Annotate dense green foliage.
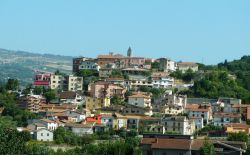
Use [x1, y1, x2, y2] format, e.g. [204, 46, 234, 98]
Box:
[200, 140, 215, 155]
[138, 86, 165, 98]
[176, 56, 250, 103]
[170, 69, 197, 82]
[227, 131, 248, 142]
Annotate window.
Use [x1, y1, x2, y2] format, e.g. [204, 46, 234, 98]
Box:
[41, 133, 43, 136]
[47, 133, 49, 136]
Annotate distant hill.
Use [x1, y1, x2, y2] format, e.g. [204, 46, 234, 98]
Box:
[0, 48, 73, 86]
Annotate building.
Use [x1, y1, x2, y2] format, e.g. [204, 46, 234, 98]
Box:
[28, 119, 60, 131]
[152, 76, 174, 89]
[50, 74, 64, 90]
[123, 104, 153, 116]
[127, 75, 152, 89]
[177, 62, 198, 73]
[85, 115, 102, 124]
[34, 128, 53, 142]
[161, 105, 184, 115]
[89, 81, 126, 98]
[99, 68, 113, 78]
[79, 60, 100, 71]
[59, 91, 84, 105]
[72, 57, 91, 73]
[97, 53, 124, 68]
[161, 116, 195, 135]
[85, 96, 110, 111]
[65, 123, 94, 135]
[143, 124, 165, 134]
[189, 117, 204, 130]
[185, 104, 212, 125]
[213, 112, 241, 126]
[225, 123, 250, 135]
[140, 135, 246, 155]
[18, 95, 46, 113]
[33, 72, 52, 88]
[158, 58, 177, 72]
[128, 92, 152, 108]
[64, 75, 83, 91]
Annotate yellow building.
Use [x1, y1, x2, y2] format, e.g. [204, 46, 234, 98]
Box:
[225, 123, 250, 134]
[85, 96, 110, 111]
[112, 113, 127, 130]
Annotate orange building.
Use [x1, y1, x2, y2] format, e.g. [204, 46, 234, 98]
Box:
[225, 123, 250, 135]
[86, 115, 102, 124]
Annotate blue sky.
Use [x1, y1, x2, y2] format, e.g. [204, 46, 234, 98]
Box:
[0, 0, 249, 64]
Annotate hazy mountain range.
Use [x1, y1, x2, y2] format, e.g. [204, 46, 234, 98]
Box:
[0, 48, 73, 86]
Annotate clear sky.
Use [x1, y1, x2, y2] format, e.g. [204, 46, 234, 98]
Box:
[0, 0, 249, 64]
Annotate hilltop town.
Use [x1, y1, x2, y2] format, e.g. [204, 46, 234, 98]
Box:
[1, 48, 250, 154]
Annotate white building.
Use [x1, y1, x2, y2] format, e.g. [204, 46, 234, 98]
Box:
[59, 91, 84, 105]
[29, 119, 59, 131]
[34, 128, 53, 142]
[189, 117, 204, 130]
[213, 112, 241, 126]
[128, 92, 152, 108]
[161, 116, 195, 135]
[65, 75, 83, 91]
[64, 110, 86, 122]
[185, 104, 212, 125]
[152, 76, 174, 89]
[50, 74, 63, 90]
[177, 62, 198, 73]
[65, 123, 94, 135]
[79, 60, 100, 71]
[158, 58, 177, 72]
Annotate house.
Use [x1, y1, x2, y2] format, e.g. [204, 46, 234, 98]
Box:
[97, 53, 124, 68]
[106, 77, 125, 86]
[123, 104, 153, 116]
[50, 74, 64, 90]
[18, 95, 46, 113]
[151, 76, 174, 89]
[216, 97, 242, 113]
[161, 116, 195, 135]
[89, 81, 126, 98]
[59, 91, 84, 105]
[140, 135, 247, 155]
[85, 96, 110, 111]
[34, 128, 53, 142]
[189, 117, 204, 130]
[85, 115, 102, 124]
[127, 92, 152, 108]
[225, 123, 250, 135]
[143, 124, 165, 134]
[213, 112, 241, 126]
[112, 113, 127, 130]
[64, 110, 86, 122]
[158, 58, 177, 72]
[33, 72, 52, 88]
[79, 60, 100, 71]
[101, 114, 114, 128]
[125, 115, 157, 130]
[64, 75, 83, 91]
[72, 57, 92, 73]
[29, 119, 59, 131]
[65, 123, 94, 135]
[185, 104, 212, 125]
[177, 62, 198, 73]
[99, 68, 113, 78]
[127, 75, 152, 90]
[161, 105, 184, 115]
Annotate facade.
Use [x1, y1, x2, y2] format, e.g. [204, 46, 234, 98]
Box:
[99, 68, 113, 78]
[143, 124, 165, 134]
[85, 96, 110, 111]
[128, 92, 151, 108]
[123, 104, 153, 116]
[33, 72, 51, 88]
[18, 95, 46, 113]
[189, 117, 204, 130]
[89, 81, 126, 98]
[64, 110, 86, 122]
[50, 74, 63, 90]
[161, 105, 184, 115]
[79, 60, 100, 71]
[65, 123, 94, 135]
[225, 123, 250, 135]
[127, 75, 152, 89]
[185, 104, 212, 125]
[177, 62, 198, 73]
[213, 112, 241, 126]
[161, 116, 195, 135]
[64, 75, 83, 91]
[158, 58, 177, 72]
[59, 91, 84, 105]
[34, 128, 53, 142]
[152, 76, 174, 89]
[72, 57, 90, 73]
[97, 53, 124, 68]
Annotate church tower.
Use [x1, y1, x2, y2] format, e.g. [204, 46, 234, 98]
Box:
[127, 46, 132, 57]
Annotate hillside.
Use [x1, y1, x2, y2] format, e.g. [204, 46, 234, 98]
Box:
[0, 48, 73, 86]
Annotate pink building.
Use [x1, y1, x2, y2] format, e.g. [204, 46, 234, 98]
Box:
[89, 81, 126, 98]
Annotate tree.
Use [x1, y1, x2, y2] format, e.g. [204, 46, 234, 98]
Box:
[227, 131, 248, 142]
[44, 89, 56, 103]
[6, 79, 19, 91]
[200, 140, 215, 155]
[111, 95, 125, 105]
